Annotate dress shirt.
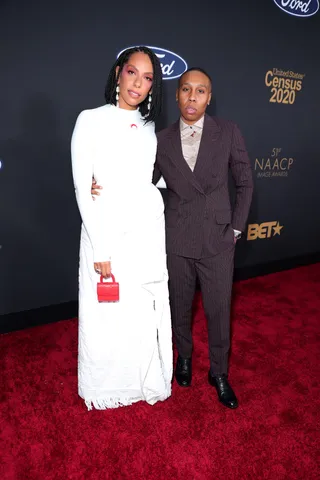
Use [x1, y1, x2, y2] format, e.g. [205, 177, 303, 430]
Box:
[180, 116, 204, 172]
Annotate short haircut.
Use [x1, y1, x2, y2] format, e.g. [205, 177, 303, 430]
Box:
[178, 67, 212, 89]
[104, 46, 163, 124]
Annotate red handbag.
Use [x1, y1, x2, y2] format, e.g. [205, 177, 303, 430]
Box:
[97, 274, 119, 302]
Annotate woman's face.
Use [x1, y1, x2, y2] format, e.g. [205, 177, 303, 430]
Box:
[116, 52, 154, 110]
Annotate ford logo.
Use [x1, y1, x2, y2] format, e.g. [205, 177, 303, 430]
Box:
[273, 0, 319, 17]
[117, 46, 188, 80]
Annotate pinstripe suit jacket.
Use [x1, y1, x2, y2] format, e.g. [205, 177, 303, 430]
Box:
[153, 114, 253, 259]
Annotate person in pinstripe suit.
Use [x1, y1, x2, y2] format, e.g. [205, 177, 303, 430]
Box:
[152, 68, 253, 409]
[92, 67, 253, 409]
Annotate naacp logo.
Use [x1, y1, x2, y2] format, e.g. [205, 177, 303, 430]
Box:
[255, 148, 294, 178]
[273, 0, 319, 17]
[117, 46, 188, 80]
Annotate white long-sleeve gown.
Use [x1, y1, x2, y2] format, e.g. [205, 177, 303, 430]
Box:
[71, 104, 173, 410]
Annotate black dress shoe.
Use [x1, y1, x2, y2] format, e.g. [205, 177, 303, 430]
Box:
[175, 356, 192, 387]
[208, 372, 238, 409]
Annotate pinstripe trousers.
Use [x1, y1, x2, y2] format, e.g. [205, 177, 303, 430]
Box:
[167, 245, 235, 375]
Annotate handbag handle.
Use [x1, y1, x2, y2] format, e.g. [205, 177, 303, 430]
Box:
[100, 274, 116, 283]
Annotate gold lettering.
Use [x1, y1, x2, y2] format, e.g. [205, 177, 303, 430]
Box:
[255, 158, 264, 171]
[279, 158, 288, 170]
[258, 223, 269, 239]
[265, 71, 273, 87]
[247, 222, 278, 240]
[259, 222, 277, 238]
[247, 224, 259, 240]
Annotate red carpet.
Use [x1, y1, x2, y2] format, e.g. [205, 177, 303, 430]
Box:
[1, 264, 320, 480]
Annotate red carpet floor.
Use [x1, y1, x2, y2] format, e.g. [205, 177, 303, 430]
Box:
[1, 263, 320, 480]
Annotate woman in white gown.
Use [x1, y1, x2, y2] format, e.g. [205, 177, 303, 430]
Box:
[71, 47, 173, 410]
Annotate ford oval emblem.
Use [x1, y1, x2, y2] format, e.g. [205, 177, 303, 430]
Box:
[273, 0, 319, 17]
[117, 46, 188, 80]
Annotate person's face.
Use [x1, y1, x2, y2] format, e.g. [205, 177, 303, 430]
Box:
[176, 70, 212, 124]
[116, 52, 153, 110]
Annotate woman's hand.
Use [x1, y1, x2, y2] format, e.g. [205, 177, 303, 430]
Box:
[91, 177, 103, 200]
[94, 261, 111, 278]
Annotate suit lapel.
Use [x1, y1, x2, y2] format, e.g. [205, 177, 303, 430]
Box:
[166, 119, 203, 193]
[193, 114, 221, 178]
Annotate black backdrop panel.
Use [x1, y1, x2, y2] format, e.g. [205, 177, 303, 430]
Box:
[1, 0, 320, 315]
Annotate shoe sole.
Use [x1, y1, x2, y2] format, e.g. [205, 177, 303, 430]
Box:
[175, 376, 191, 387]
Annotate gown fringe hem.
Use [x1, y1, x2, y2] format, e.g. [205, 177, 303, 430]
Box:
[83, 390, 171, 411]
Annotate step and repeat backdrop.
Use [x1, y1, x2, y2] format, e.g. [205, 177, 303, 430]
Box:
[1, 0, 320, 316]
